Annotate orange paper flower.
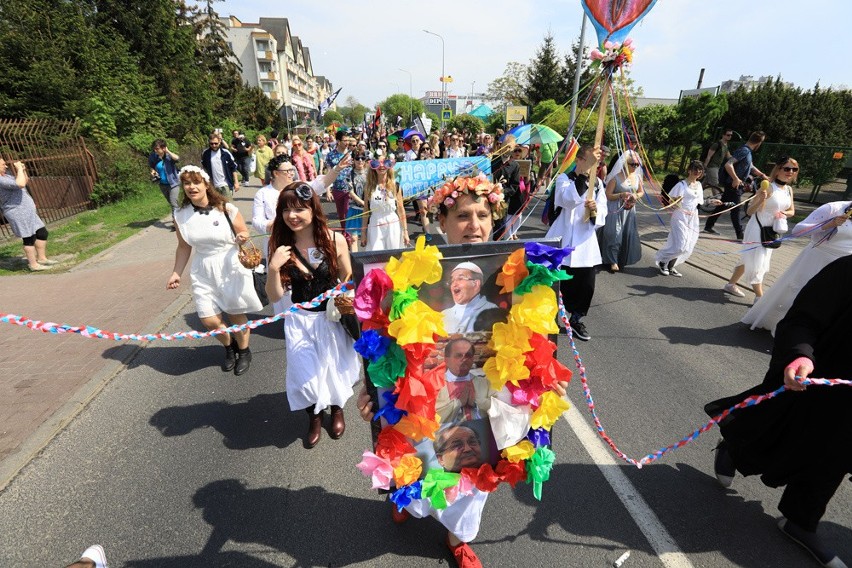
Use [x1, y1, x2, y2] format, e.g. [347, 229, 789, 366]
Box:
[496, 248, 529, 294]
[393, 412, 441, 442]
[393, 455, 424, 486]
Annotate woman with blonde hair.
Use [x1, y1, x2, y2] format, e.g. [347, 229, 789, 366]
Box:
[290, 136, 317, 181]
[253, 134, 274, 185]
[359, 157, 409, 251]
[599, 150, 644, 272]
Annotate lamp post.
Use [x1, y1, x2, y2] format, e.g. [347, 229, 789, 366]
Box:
[399, 68, 413, 125]
[423, 29, 446, 130]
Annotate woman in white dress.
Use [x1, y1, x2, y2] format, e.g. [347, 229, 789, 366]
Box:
[265, 182, 361, 449]
[167, 166, 262, 375]
[723, 157, 797, 302]
[655, 161, 721, 276]
[742, 200, 852, 334]
[359, 157, 409, 251]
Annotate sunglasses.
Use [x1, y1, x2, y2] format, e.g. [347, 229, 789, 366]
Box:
[292, 142, 302, 146]
[378, 143, 386, 147]
[353, 156, 369, 162]
[370, 159, 394, 169]
[781, 166, 799, 173]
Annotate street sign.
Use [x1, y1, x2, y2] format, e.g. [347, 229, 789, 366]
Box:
[505, 105, 527, 126]
[442, 109, 452, 121]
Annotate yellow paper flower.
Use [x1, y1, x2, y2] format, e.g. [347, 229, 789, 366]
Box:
[393, 412, 441, 441]
[530, 391, 570, 430]
[489, 320, 533, 354]
[509, 285, 558, 335]
[384, 236, 443, 290]
[501, 440, 536, 463]
[483, 346, 530, 391]
[393, 455, 424, 486]
[387, 300, 447, 345]
[496, 248, 529, 294]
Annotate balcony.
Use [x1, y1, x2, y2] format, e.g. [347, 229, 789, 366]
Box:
[267, 91, 280, 101]
[262, 71, 277, 81]
[256, 50, 274, 61]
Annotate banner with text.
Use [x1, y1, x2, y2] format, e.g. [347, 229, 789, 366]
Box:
[395, 156, 493, 199]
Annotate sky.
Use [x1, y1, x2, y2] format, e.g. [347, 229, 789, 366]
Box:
[222, 0, 850, 108]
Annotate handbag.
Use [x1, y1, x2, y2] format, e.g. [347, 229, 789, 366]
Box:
[223, 207, 269, 305]
[755, 216, 781, 249]
[291, 247, 360, 341]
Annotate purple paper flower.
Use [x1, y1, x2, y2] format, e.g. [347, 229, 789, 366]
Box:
[353, 329, 391, 362]
[374, 391, 408, 425]
[526, 427, 551, 448]
[389, 481, 423, 511]
[525, 242, 574, 271]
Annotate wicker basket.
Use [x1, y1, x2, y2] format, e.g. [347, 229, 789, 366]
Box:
[334, 294, 355, 315]
[238, 241, 262, 269]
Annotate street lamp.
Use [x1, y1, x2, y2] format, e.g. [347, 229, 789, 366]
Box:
[398, 68, 413, 125]
[423, 29, 446, 130]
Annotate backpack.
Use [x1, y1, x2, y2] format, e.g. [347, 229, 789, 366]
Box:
[542, 187, 562, 225]
[661, 174, 681, 207]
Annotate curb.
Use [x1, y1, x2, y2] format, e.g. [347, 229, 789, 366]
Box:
[69, 216, 172, 273]
[0, 291, 193, 492]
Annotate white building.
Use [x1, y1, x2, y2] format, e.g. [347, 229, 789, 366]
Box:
[719, 75, 793, 93]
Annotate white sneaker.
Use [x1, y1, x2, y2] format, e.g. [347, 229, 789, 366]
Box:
[80, 545, 108, 568]
[723, 283, 745, 297]
[657, 262, 669, 276]
[669, 267, 683, 277]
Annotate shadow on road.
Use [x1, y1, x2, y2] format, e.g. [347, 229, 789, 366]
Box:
[658, 322, 772, 350]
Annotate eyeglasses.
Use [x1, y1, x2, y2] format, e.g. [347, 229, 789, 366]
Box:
[353, 156, 369, 162]
[277, 167, 296, 174]
[370, 159, 394, 169]
[378, 143, 386, 147]
[781, 166, 799, 173]
[448, 276, 477, 286]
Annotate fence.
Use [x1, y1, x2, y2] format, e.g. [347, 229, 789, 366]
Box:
[0, 119, 97, 239]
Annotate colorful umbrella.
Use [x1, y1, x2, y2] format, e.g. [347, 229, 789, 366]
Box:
[503, 123, 564, 145]
[402, 128, 425, 141]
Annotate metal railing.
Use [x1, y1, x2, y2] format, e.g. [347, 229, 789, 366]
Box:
[0, 119, 97, 239]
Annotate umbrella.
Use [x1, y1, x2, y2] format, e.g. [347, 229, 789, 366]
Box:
[402, 128, 425, 141]
[502, 123, 564, 145]
[469, 104, 494, 119]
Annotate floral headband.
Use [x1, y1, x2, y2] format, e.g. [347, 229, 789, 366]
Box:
[179, 165, 210, 182]
[286, 183, 314, 201]
[427, 173, 507, 220]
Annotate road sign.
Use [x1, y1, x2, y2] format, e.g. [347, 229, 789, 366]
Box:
[441, 109, 452, 121]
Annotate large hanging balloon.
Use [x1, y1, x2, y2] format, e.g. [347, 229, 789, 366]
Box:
[581, 0, 658, 46]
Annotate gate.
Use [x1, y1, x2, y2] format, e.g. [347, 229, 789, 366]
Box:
[0, 119, 97, 239]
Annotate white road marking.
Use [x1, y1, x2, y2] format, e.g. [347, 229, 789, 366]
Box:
[564, 401, 695, 568]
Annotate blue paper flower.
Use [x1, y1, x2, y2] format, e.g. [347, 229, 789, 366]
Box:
[526, 427, 551, 448]
[389, 481, 423, 511]
[353, 329, 391, 362]
[373, 391, 408, 425]
[525, 242, 574, 271]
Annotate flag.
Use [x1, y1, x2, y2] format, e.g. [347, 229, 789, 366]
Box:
[556, 137, 579, 175]
[396, 115, 403, 127]
[372, 106, 382, 132]
[318, 88, 342, 118]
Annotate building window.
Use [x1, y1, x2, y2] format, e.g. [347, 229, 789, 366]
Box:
[256, 40, 270, 52]
[259, 61, 272, 73]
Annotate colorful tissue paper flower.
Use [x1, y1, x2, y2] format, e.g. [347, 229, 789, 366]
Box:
[509, 285, 559, 335]
[525, 333, 572, 388]
[496, 248, 529, 293]
[354, 268, 393, 320]
[389, 481, 422, 512]
[360, 309, 391, 332]
[384, 236, 443, 290]
[525, 242, 573, 271]
[395, 368, 442, 419]
[496, 459, 527, 488]
[514, 262, 571, 296]
[483, 346, 531, 391]
[393, 412, 441, 442]
[420, 469, 461, 509]
[460, 463, 502, 492]
[389, 286, 419, 321]
[403, 343, 435, 367]
[527, 446, 556, 500]
[507, 377, 549, 407]
[375, 426, 416, 462]
[489, 320, 533, 354]
[367, 340, 407, 388]
[374, 390, 408, 425]
[445, 472, 476, 505]
[526, 428, 551, 448]
[393, 455, 424, 486]
[356, 451, 394, 490]
[387, 300, 446, 345]
[501, 439, 536, 463]
[530, 391, 570, 431]
[353, 329, 391, 362]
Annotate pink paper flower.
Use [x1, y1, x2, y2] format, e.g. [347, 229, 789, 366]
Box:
[354, 268, 393, 321]
[356, 451, 394, 490]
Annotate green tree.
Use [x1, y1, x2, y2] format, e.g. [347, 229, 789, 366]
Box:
[559, 38, 596, 105]
[485, 62, 528, 105]
[323, 110, 344, 126]
[633, 104, 678, 151]
[191, 0, 242, 118]
[446, 114, 485, 137]
[670, 94, 728, 146]
[530, 100, 570, 137]
[526, 32, 563, 107]
[376, 94, 425, 126]
[234, 85, 283, 131]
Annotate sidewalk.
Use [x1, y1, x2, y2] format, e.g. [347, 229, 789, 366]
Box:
[0, 185, 821, 490]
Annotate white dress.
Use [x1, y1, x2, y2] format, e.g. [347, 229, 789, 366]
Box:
[655, 180, 702, 267]
[174, 203, 263, 318]
[365, 186, 403, 251]
[740, 183, 792, 285]
[742, 201, 852, 334]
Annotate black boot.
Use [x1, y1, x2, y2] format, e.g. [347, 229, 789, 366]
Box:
[234, 346, 252, 375]
[221, 340, 237, 372]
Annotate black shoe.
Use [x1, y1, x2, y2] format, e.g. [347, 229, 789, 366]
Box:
[657, 262, 670, 276]
[222, 342, 237, 372]
[713, 438, 736, 488]
[703, 228, 721, 235]
[571, 320, 591, 341]
[778, 518, 848, 568]
[234, 347, 251, 375]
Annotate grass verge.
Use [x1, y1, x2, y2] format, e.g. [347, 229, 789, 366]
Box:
[0, 190, 171, 275]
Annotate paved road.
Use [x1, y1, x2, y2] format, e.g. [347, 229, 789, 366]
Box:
[0, 243, 848, 567]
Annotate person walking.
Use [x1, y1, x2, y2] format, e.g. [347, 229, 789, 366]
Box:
[0, 156, 58, 271]
[360, 158, 408, 251]
[702, 129, 733, 190]
[166, 166, 261, 375]
[291, 136, 317, 182]
[253, 134, 274, 186]
[599, 150, 644, 272]
[201, 133, 240, 197]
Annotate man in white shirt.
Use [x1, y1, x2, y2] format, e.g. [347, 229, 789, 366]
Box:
[544, 145, 606, 341]
[435, 338, 494, 423]
[404, 135, 421, 162]
[441, 262, 498, 334]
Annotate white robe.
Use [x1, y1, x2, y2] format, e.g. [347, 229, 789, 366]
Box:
[441, 294, 498, 334]
[544, 173, 607, 268]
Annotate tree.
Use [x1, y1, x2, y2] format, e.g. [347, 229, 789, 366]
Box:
[323, 110, 344, 127]
[485, 62, 528, 105]
[633, 104, 678, 151]
[234, 85, 283, 131]
[670, 93, 728, 146]
[375, 94, 425, 126]
[191, 0, 242, 118]
[446, 114, 485, 137]
[526, 32, 564, 107]
[530, 100, 570, 137]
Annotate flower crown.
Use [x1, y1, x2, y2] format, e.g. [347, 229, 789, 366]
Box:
[427, 173, 507, 220]
[179, 165, 210, 182]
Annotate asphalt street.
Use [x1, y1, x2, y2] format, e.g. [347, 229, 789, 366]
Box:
[0, 241, 848, 567]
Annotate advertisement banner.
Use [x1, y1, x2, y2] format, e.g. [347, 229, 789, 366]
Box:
[394, 156, 492, 199]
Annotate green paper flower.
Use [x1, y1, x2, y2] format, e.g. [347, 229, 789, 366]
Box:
[367, 341, 407, 388]
[526, 446, 556, 501]
[515, 262, 571, 296]
[389, 286, 419, 321]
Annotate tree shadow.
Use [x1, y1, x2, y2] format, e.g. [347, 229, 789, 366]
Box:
[628, 282, 739, 306]
[149, 392, 302, 450]
[125, 479, 449, 567]
[658, 322, 772, 350]
[125, 218, 165, 229]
